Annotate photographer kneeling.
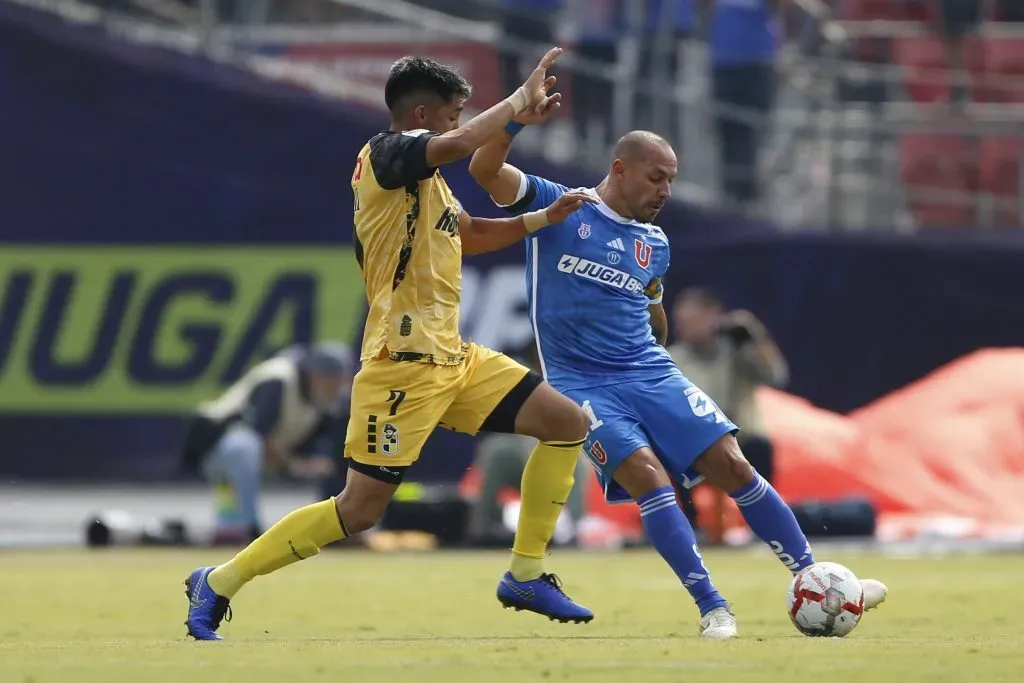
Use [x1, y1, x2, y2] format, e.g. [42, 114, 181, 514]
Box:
[180, 344, 352, 545]
[667, 288, 788, 533]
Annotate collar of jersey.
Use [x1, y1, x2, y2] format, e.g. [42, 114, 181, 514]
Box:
[584, 188, 641, 226]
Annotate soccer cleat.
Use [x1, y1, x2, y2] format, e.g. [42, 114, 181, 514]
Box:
[497, 571, 594, 624]
[699, 606, 738, 639]
[861, 578, 888, 611]
[184, 566, 232, 641]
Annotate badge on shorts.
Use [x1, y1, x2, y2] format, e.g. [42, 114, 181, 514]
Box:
[588, 440, 608, 465]
[381, 423, 400, 456]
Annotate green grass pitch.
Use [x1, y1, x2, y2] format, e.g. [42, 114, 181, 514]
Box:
[2, 548, 1022, 682]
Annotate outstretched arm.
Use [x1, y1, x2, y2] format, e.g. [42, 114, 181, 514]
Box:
[468, 133, 527, 207]
[469, 84, 562, 205]
[460, 190, 595, 256]
[425, 49, 561, 168]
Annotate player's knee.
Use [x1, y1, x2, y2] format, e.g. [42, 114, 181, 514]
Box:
[540, 401, 588, 443]
[333, 494, 383, 535]
[613, 449, 671, 499]
[706, 437, 756, 493]
[725, 454, 756, 494]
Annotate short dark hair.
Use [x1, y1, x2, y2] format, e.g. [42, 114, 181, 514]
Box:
[384, 56, 472, 112]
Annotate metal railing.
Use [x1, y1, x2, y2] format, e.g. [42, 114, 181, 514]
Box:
[25, 0, 1024, 230]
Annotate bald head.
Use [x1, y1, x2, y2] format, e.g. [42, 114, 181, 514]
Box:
[613, 130, 674, 164]
[606, 130, 677, 223]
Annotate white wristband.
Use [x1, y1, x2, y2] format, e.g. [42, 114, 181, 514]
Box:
[522, 209, 549, 234]
[504, 86, 530, 115]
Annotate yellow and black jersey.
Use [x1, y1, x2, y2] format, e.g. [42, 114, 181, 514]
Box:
[351, 129, 466, 366]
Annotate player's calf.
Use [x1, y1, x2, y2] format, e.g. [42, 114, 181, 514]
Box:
[505, 382, 589, 577]
[183, 467, 396, 640]
[694, 434, 814, 575]
[485, 378, 591, 620]
[614, 449, 731, 618]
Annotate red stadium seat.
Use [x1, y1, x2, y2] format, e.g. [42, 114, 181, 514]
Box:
[900, 133, 979, 227]
[843, 0, 934, 22]
[902, 0, 938, 22]
[982, 37, 1024, 103]
[894, 36, 954, 103]
[842, 0, 898, 21]
[978, 135, 1023, 226]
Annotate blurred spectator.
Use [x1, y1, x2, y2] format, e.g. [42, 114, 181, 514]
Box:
[709, 0, 780, 207]
[635, 0, 694, 147]
[938, 0, 983, 102]
[566, 0, 623, 146]
[938, 0, 983, 39]
[667, 288, 788, 528]
[997, 0, 1024, 22]
[467, 341, 589, 547]
[180, 343, 352, 544]
[499, 0, 561, 95]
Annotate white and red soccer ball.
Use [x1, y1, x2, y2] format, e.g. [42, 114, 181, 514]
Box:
[787, 562, 865, 637]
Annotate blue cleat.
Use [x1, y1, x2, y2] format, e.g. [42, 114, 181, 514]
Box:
[183, 566, 232, 641]
[497, 571, 594, 624]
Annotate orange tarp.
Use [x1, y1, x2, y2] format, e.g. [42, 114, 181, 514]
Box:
[722, 348, 1024, 540]
[465, 349, 1024, 542]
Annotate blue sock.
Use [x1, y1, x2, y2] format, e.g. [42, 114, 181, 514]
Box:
[731, 473, 814, 574]
[638, 486, 728, 616]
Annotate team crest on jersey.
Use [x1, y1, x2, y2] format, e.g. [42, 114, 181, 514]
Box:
[634, 239, 652, 269]
[578, 223, 591, 239]
[607, 251, 621, 265]
[381, 423, 400, 456]
[588, 441, 608, 465]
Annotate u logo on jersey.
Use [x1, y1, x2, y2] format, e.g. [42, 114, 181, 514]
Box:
[634, 239, 652, 269]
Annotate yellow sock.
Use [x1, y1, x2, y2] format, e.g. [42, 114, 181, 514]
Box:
[208, 498, 346, 598]
[509, 438, 584, 581]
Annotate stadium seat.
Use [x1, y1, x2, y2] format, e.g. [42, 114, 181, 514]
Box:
[842, 0, 899, 21]
[895, 36, 987, 103]
[978, 135, 1023, 226]
[842, 0, 934, 22]
[894, 36, 954, 103]
[981, 37, 1024, 103]
[900, 133, 979, 227]
[904, 0, 939, 22]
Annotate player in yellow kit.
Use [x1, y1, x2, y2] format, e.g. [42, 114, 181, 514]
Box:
[184, 48, 598, 640]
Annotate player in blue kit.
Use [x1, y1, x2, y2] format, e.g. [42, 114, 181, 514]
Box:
[472, 123, 888, 637]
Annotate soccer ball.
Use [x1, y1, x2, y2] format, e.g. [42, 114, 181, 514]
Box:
[787, 562, 865, 637]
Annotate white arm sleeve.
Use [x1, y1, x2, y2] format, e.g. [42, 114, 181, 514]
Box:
[494, 168, 528, 208]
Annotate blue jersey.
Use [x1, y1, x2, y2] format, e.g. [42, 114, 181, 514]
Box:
[505, 174, 677, 391]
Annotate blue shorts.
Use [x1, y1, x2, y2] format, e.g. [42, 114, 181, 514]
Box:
[563, 372, 739, 504]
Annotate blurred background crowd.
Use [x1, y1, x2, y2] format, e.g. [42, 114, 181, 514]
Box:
[1, 0, 1022, 552]
[86, 0, 1024, 229]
